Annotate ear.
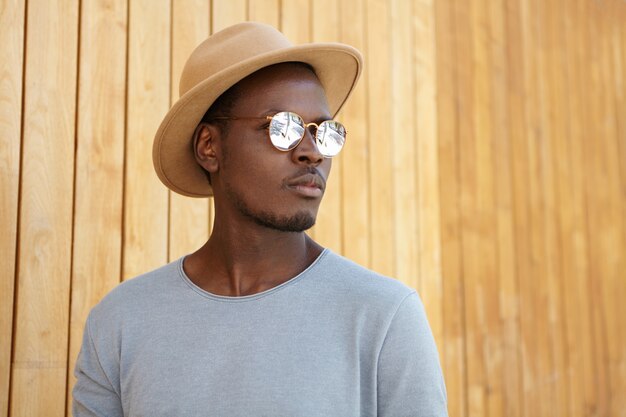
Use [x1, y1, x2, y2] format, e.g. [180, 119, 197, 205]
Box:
[193, 123, 220, 174]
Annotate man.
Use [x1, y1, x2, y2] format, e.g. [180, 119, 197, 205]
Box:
[73, 22, 447, 416]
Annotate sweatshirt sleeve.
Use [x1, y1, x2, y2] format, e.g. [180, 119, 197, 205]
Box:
[377, 292, 448, 417]
[72, 312, 123, 417]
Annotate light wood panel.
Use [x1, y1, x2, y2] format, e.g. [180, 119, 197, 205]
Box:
[390, 0, 418, 286]
[461, 0, 503, 413]
[212, 0, 246, 31]
[280, 0, 310, 44]
[339, 0, 370, 267]
[414, 0, 442, 360]
[248, 0, 279, 26]
[537, 0, 571, 415]
[0, 0, 25, 415]
[365, 0, 394, 277]
[560, 1, 597, 415]
[65, 1, 128, 412]
[578, 0, 610, 414]
[506, 1, 533, 415]
[123, 0, 170, 280]
[587, 3, 626, 416]
[610, 4, 626, 413]
[517, 0, 550, 414]
[10, 1, 78, 416]
[435, 0, 467, 414]
[490, 0, 522, 415]
[3, 0, 626, 415]
[466, 0, 504, 414]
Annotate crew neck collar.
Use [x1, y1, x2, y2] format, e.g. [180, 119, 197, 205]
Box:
[176, 248, 329, 302]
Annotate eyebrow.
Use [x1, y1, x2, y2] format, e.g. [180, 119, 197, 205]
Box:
[263, 109, 333, 123]
[263, 108, 282, 116]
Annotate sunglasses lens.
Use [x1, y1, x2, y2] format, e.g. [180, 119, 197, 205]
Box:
[316, 121, 346, 157]
[269, 111, 305, 151]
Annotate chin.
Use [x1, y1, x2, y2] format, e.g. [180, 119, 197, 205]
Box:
[225, 183, 320, 232]
[251, 209, 317, 232]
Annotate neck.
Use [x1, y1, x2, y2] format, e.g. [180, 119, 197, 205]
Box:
[183, 212, 323, 297]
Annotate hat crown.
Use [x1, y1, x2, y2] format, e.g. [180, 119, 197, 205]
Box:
[180, 22, 293, 97]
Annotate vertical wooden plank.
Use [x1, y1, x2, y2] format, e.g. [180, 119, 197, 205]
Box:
[65, 1, 127, 411]
[365, 0, 394, 277]
[0, 0, 25, 414]
[452, 1, 487, 415]
[616, 2, 626, 250]
[535, 0, 571, 415]
[311, 0, 342, 253]
[169, 0, 210, 262]
[607, 2, 626, 413]
[559, 1, 598, 414]
[505, 1, 536, 416]
[473, 0, 504, 411]
[610, 4, 626, 412]
[414, 0, 442, 354]
[489, 0, 522, 414]
[248, 0, 279, 26]
[523, 0, 582, 414]
[123, 0, 170, 279]
[10, 0, 78, 415]
[390, 0, 417, 287]
[592, 2, 626, 415]
[212, 0, 247, 31]
[280, 0, 310, 42]
[522, 6, 542, 413]
[516, 0, 556, 414]
[462, 0, 504, 414]
[580, 0, 612, 414]
[434, 0, 466, 414]
[339, 0, 369, 267]
[614, 0, 626, 235]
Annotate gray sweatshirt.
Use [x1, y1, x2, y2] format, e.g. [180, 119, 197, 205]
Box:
[73, 249, 447, 416]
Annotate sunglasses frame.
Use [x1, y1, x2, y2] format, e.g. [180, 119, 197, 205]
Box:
[209, 111, 347, 158]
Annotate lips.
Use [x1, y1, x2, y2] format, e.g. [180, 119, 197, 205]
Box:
[284, 172, 326, 198]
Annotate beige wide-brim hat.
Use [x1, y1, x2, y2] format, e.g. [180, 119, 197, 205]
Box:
[153, 21, 363, 197]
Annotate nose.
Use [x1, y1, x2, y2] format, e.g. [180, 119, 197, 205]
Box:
[291, 127, 324, 165]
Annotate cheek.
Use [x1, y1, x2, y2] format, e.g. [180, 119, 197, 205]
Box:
[236, 126, 279, 156]
[322, 158, 332, 177]
[221, 147, 284, 193]
[220, 129, 266, 169]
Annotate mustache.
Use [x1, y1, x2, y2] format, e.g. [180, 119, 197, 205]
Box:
[283, 167, 327, 189]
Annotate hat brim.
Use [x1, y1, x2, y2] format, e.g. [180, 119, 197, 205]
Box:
[153, 43, 363, 197]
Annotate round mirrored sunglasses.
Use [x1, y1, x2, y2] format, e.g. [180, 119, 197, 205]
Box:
[210, 111, 347, 158]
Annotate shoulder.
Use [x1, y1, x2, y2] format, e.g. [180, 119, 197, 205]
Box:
[314, 249, 417, 312]
[88, 259, 184, 326]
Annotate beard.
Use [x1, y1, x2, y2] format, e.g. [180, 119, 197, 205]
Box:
[243, 208, 316, 232]
[225, 184, 316, 232]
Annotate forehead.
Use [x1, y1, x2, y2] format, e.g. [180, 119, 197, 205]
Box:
[229, 63, 330, 118]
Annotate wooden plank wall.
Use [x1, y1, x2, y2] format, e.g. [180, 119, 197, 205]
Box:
[1, 0, 624, 416]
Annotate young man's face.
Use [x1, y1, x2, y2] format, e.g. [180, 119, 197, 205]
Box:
[205, 63, 333, 232]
